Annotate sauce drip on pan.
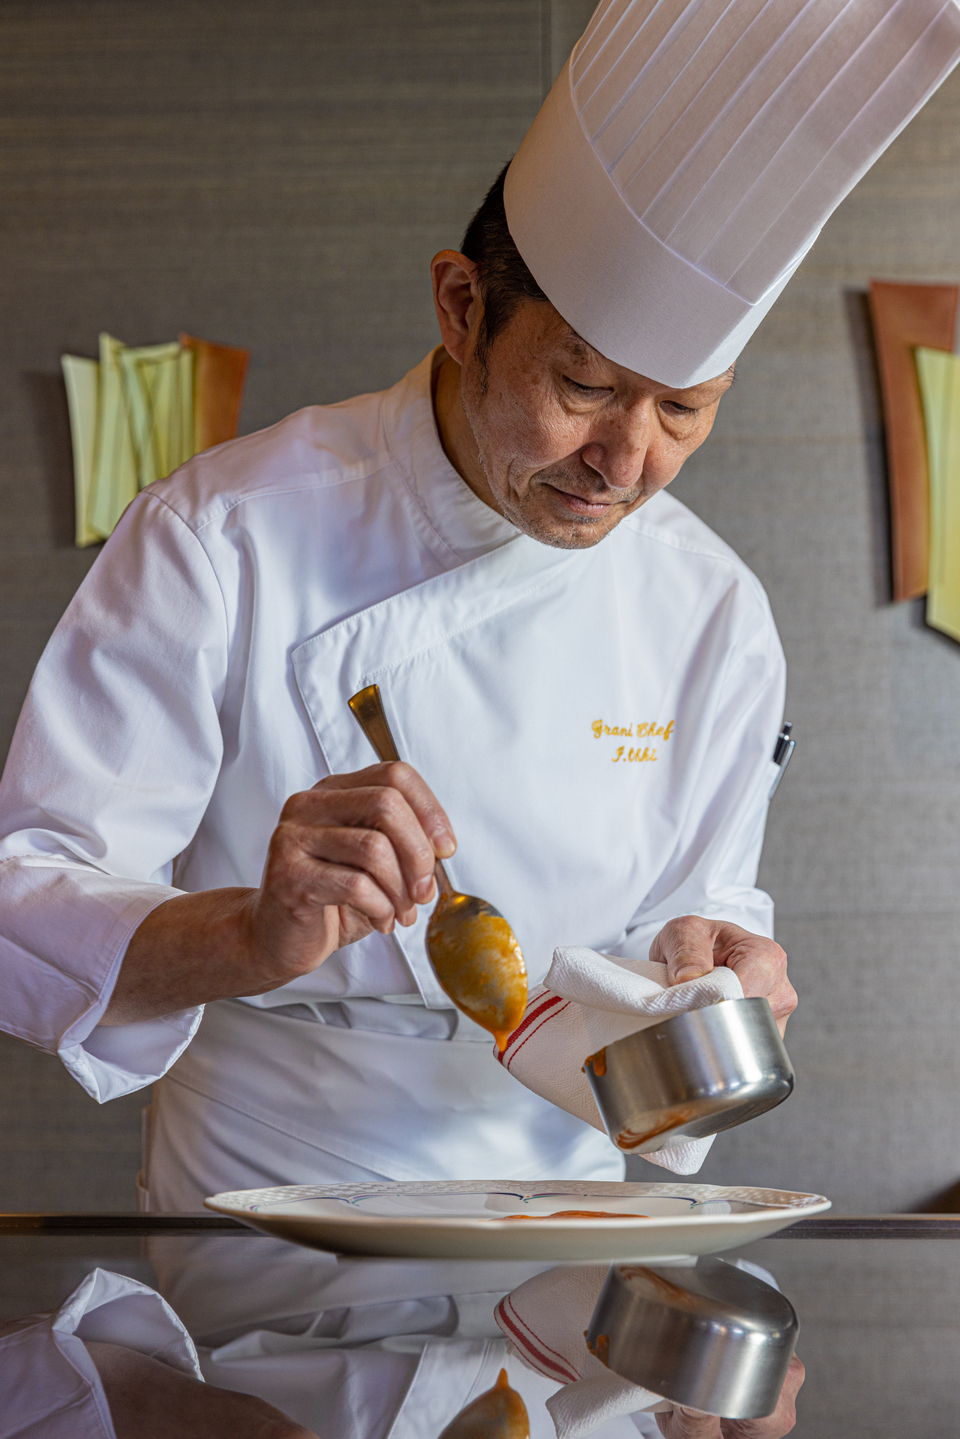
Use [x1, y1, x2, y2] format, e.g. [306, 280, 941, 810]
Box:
[615, 1105, 698, 1150]
[586, 1332, 610, 1367]
[439, 1368, 529, 1438]
[427, 895, 527, 1051]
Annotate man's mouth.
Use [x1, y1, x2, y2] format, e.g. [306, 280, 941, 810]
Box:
[545, 483, 622, 517]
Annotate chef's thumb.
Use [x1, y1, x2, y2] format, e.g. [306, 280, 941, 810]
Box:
[654, 916, 717, 987]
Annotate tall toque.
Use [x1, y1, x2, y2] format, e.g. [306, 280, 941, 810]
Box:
[504, 0, 960, 387]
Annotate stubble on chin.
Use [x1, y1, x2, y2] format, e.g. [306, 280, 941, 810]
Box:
[495, 488, 623, 550]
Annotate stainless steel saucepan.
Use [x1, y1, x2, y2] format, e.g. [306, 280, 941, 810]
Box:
[583, 996, 794, 1154]
[586, 1255, 799, 1419]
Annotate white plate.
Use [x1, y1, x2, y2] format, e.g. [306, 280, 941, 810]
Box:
[204, 1181, 831, 1260]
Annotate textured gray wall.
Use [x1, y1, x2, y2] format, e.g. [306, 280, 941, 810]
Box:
[739, 1237, 960, 1439]
[664, 67, 960, 1215]
[1, 0, 959, 1214]
[0, 0, 555, 1211]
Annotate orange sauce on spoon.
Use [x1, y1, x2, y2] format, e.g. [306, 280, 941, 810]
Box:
[427, 896, 527, 1051]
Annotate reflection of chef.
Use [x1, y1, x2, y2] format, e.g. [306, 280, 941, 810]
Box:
[0, 1249, 588, 1437]
[0, 1242, 803, 1439]
[0, 1238, 627, 1438]
[156, 1241, 575, 1438]
[1, 1, 958, 1207]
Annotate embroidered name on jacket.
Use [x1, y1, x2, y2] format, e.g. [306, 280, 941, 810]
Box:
[592, 718, 675, 764]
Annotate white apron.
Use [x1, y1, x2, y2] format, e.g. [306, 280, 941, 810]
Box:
[146, 999, 622, 1209]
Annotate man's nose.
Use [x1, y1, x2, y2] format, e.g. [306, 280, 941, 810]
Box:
[579, 419, 650, 490]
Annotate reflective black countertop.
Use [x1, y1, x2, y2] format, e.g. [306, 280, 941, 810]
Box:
[2, 1216, 959, 1437]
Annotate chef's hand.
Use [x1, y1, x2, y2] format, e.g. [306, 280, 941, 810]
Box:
[86, 1341, 318, 1438]
[104, 761, 455, 1024]
[655, 1353, 804, 1437]
[253, 760, 456, 957]
[649, 916, 797, 1037]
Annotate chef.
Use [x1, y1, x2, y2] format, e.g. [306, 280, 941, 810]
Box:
[1, 0, 958, 1211]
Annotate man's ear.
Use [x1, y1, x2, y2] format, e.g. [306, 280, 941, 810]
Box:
[431, 251, 482, 365]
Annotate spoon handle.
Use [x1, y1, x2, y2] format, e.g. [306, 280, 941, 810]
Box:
[348, 683, 401, 763]
[348, 684, 455, 897]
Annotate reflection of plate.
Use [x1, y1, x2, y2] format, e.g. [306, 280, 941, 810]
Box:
[204, 1181, 830, 1260]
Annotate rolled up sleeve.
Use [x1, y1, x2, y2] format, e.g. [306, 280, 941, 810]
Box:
[0, 1267, 201, 1439]
[0, 490, 229, 1099]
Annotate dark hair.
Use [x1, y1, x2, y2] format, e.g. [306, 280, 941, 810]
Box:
[460, 163, 548, 369]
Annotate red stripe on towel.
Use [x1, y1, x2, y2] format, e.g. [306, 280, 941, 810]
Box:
[503, 1000, 571, 1071]
[497, 991, 567, 1068]
[495, 1295, 579, 1384]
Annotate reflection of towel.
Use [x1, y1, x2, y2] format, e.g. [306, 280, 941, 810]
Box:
[497, 947, 743, 1176]
[495, 1265, 669, 1439]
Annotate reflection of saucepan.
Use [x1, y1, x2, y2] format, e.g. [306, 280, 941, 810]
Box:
[583, 997, 794, 1154]
[586, 1256, 798, 1420]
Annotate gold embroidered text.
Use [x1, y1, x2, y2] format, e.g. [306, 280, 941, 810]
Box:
[592, 718, 675, 742]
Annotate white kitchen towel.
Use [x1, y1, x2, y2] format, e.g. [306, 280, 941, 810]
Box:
[495, 947, 743, 1175]
[495, 1264, 670, 1439]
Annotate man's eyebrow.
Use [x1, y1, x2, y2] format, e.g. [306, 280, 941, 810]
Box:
[559, 329, 603, 364]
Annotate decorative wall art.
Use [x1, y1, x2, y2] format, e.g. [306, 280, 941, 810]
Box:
[868, 280, 960, 641]
[61, 333, 249, 547]
[867, 281, 958, 602]
[916, 347, 960, 643]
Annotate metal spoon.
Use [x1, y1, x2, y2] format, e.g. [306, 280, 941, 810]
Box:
[348, 684, 528, 1050]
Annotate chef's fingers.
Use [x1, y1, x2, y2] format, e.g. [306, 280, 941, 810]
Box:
[650, 914, 718, 985]
[712, 923, 797, 1037]
[723, 1354, 804, 1437]
[656, 1352, 803, 1439]
[263, 825, 411, 935]
[655, 1407, 722, 1437]
[652, 918, 797, 1037]
[282, 823, 418, 928]
[289, 772, 449, 906]
[314, 761, 456, 858]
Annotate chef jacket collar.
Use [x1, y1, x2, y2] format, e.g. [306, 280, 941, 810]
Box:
[382, 347, 521, 566]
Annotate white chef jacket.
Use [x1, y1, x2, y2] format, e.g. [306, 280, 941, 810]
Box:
[0, 348, 784, 1194]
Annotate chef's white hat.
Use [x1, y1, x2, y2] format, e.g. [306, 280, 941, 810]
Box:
[504, 0, 960, 387]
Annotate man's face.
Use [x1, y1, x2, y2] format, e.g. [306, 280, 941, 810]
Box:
[457, 298, 733, 550]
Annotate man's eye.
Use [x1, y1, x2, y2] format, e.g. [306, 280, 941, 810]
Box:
[664, 401, 697, 415]
[564, 376, 605, 395]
